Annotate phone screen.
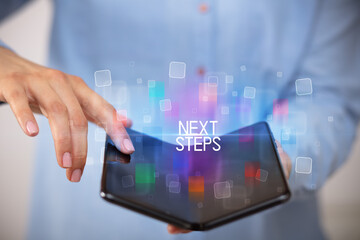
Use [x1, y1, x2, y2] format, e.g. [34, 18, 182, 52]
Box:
[102, 122, 290, 229]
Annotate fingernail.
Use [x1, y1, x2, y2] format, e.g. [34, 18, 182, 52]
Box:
[71, 169, 82, 182]
[26, 121, 38, 135]
[62, 152, 72, 168]
[123, 139, 135, 152]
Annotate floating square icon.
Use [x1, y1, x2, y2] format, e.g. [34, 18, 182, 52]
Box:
[328, 116, 334, 122]
[295, 157, 312, 174]
[143, 115, 152, 123]
[277, 72, 283, 78]
[221, 106, 229, 115]
[169, 181, 181, 193]
[225, 75, 234, 83]
[232, 91, 238, 97]
[136, 78, 142, 84]
[214, 181, 231, 199]
[295, 78, 313, 96]
[255, 169, 268, 182]
[169, 61, 186, 79]
[122, 175, 134, 188]
[160, 99, 172, 112]
[166, 174, 179, 187]
[240, 65, 247, 72]
[94, 70, 112, 87]
[148, 80, 155, 88]
[244, 86, 256, 99]
[208, 75, 219, 86]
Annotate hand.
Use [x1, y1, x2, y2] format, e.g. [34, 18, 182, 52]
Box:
[166, 139, 292, 234]
[0, 47, 135, 182]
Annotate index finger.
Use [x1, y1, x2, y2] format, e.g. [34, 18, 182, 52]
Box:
[69, 76, 135, 154]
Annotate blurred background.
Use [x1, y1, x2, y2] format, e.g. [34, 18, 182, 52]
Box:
[0, 1, 359, 239]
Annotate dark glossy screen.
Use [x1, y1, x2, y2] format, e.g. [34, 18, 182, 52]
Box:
[102, 122, 289, 225]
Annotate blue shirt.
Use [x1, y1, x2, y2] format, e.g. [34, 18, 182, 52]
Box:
[1, 0, 360, 239]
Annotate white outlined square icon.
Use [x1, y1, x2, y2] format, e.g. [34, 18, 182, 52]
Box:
[295, 157, 312, 174]
[160, 99, 172, 112]
[244, 86, 256, 99]
[295, 78, 313, 96]
[169, 61, 186, 79]
[95, 70, 112, 87]
[214, 181, 231, 199]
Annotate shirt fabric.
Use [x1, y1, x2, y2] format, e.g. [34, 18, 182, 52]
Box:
[1, 0, 360, 239]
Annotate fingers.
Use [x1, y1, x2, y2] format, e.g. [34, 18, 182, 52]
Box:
[49, 74, 88, 182]
[3, 85, 39, 136]
[167, 225, 192, 234]
[69, 76, 135, 154]
[275, 140, 292, 179]
[29, 79, 73, 170]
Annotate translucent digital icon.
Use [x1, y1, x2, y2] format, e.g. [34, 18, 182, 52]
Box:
[148, 80, 156, 88]
[136, 78, 143, 84]
[328, 116, 334, 122]
[277, 72, 283, 78]
[169, 181, 181, 193]
[94, 69, 112, 87]
[169, 61, 186, 79]
[295, 157, 312, 174]
[208, 75, 219, 87]
[244, 86, 256, 99]
[204, 72, 227, 95]
[160, 99, 172, 112]
[255, 169, 268, 182]
[240, 65, 247, 72]
[95, 126, 106, 142]
[225, 75, 234, 83]
[232, 91, 238, 97]
[221, 106, 229, 115]
[214, 181, 231, 199]
[143, 115, 152, 123]
[122, 175, 134, 188]
[166, 174, 179, 187]
[295, 78, 313, 96]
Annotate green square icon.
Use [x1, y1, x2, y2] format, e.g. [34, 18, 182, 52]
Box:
[136, 163, 155, 183]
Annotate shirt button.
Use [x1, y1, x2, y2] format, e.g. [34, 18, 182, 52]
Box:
[198, 3, 209, 13]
